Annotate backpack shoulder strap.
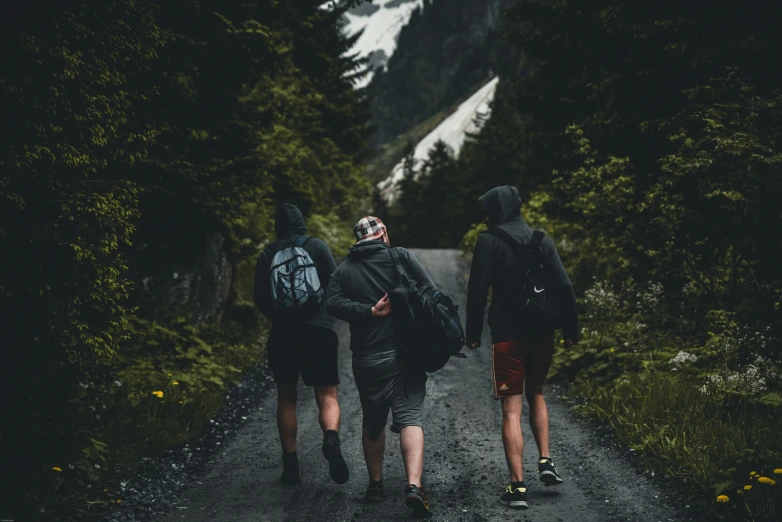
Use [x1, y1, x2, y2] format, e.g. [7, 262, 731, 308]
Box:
[388, 247, 409, 283]
[294, 235, 311, 248]
[486, 227, 526, 258]
[529, 230, 545, 250]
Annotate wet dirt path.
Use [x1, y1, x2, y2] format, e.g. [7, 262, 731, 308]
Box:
[159, 249, 693, 522]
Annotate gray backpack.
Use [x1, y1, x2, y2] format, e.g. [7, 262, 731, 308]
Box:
[269, 236, 324, 317]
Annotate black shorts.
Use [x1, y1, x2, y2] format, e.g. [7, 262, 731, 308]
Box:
[267, 326, 340, 386]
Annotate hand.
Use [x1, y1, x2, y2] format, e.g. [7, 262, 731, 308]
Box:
[467, 340, 480, 350]
[372, 294, 392, 317]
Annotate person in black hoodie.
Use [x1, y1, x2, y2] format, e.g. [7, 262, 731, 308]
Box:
[254, 203, 349, 487]
[327, 216, 434, 519]
[466, 186, 579, 509]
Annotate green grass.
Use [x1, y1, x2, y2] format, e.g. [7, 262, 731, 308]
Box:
[571, 370, 782, 520]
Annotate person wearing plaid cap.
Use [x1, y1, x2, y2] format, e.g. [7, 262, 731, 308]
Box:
[327, 217, 435, 518]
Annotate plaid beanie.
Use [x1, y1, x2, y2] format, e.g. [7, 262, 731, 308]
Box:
[353, 216, 387, 243]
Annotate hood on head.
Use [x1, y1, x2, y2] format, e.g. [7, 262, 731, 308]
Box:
[275, 203, 306, 237]
[480, 185, 523, 225]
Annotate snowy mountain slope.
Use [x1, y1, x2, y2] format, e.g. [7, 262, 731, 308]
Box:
[377, 76, 499, 202]
[342, 0, 423, 89]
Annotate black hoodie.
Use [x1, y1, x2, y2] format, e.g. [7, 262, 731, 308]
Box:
[254, 204, 338, 338]
[326, 240, 433, 354]
[466, 186, 579, 344]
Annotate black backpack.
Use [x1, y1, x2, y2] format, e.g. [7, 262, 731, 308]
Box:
[487, 228, 561, 332]
[387, 248, 466, 373]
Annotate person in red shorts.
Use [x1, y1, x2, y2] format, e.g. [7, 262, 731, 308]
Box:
[465, 186, 579, 509]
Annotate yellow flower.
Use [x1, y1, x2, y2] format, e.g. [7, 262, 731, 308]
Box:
[178, 400, 184, 404]
[117, 499, 122, 504]
[737, 489, 743, 495]
[750, 471, 758, 477]
[167, 373, 172, 377]
[52, 466, 62, 472]
[172, 381, 179, 386]
[744, 485, 752, 491]
[152, 390, 164, 399]
[774, 468, 782, 475]
[716, 495, 729, 503]
[560, 340, 564, 343]
[758, 477, 776, 486]
[609, 347, 615, 353]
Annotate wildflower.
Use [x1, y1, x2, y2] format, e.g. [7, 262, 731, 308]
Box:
[750, 471, 758, 477]
[716, 495, 729, 503]
[560, 340, 564, 343]
[152, 390, 164, 399]
[172, 381, 179, 386]
[774, 468, 782, 475]
[167, 373, 173, 377]
[758, 477, 776, 486]
[178, 400, 184, 404]
[117, 500, 122, 504]
[744, 485, 752, 491]
[52, 467, 62, 472]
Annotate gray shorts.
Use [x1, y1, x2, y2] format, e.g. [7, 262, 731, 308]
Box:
[352, 349, 427, 438]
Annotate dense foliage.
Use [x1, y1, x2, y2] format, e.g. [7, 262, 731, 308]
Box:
[0, 1, 369, 520]
[393, 0, 782, 518]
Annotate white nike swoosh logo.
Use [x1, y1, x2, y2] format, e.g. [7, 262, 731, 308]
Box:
[534, 286, 544, 293]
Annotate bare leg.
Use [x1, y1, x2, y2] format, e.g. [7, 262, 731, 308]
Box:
[400, 426, 424, 486]
[277, 382, 298, 453]
[526, 338, 554, 458]
[526, 382, 550, 458]
[362, 430, 385, 482]
[314, 385, 340, 433]
[501, 394, 524, 482]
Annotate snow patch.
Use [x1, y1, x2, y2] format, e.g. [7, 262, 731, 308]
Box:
[342, 0, 424, 88]
[378, 77, 500, 203]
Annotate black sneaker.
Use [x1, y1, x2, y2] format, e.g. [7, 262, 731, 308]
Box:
[500, 482, 528, 508]
[538, 457, 564, 486]
[322, 431, 350, 484]
[281, 451, 300, 485]
[364, 480, 384, 503]
[405, 484, 433, 518]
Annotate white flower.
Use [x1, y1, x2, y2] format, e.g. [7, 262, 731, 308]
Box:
[668, 351, 697, 368]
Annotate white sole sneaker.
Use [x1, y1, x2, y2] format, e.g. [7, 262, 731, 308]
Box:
[501, 499, 529, 508]
[540, 470, 564, 485]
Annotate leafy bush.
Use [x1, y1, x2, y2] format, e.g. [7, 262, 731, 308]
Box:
[0, 1, 370, 520]
[32, 308, 268, 521]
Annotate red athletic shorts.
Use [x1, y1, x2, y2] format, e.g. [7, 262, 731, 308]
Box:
[492, 336, 555, 399]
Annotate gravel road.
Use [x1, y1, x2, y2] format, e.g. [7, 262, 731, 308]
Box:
[158, 249, 697, 522]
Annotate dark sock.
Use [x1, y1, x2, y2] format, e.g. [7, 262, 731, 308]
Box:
[323, 430, 340, 448]
[370, 479, 383, 486]
[511, 481, 525, 489]
[282, 451, 298, 464]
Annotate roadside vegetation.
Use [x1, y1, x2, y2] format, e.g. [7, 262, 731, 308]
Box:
[0, 1, 369, 521]
[395, 1, 782, 520]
